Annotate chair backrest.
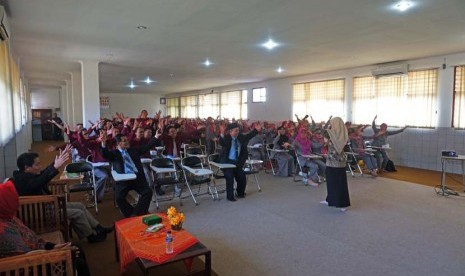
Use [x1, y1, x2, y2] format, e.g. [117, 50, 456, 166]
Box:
[65, 161, 93, 173]
[17, 195, 69, 242]
[151, 158, 175, 168]
[0, 248, 74, 276]
[186, 147, 203, 155]
[207, 153, 220, 163]
[182, 156, 203, 168]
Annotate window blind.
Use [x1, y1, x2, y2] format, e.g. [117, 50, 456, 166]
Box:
[453, 66, 465, 128]
[0, 41, 13, 146]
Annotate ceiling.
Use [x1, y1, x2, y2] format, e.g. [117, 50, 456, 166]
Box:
[2, 0, 465, 94]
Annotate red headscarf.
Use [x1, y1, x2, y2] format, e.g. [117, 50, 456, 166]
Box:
[0, 180, 19, 219]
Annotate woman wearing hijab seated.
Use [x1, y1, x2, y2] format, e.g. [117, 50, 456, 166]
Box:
[292, 129, 320, 187]
[320, 117, 351, 212]
[0, 180, 91, 275]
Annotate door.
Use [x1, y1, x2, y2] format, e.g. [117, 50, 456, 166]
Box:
[32, 109, 54, 140]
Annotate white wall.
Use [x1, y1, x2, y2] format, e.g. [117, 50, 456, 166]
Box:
[100, 93, 162, 120]
[30, 87, 61, 109]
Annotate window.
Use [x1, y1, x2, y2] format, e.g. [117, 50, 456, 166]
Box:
[292, 79, 345, 122]
[0, 40, 13, 146]
[198, 93, 220, 119]
[166, 97, 179, 118]
[352, 69, 437, 127]
[453, 66, 465, 128]
[252, 87, 266, 103]
[220, 90, 247, 119]
[180, 95, 198, 118]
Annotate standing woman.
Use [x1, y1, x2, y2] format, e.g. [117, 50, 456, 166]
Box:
[321, 117, 350, 212]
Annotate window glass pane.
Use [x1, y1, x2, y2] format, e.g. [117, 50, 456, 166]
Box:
[252, 88, 266, 102]
[166, 97, 179, 118]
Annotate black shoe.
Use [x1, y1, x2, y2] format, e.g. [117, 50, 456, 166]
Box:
[227, 197, 237, 202]
[237, 194, 246, 198]
[87, 232, 107, 243]
[96, 224, 114, 235]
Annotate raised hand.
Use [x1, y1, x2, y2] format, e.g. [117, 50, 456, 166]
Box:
[54, 145, 71, 169]
[254, 121, 262, 132]
[155, 128, 162, 139]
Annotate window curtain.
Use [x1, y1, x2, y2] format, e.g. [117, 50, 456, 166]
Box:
[0, 40, 13, 146]
[454, 66, 465, 128]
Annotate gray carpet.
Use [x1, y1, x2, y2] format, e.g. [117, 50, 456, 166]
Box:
[151, 173, 465, 276]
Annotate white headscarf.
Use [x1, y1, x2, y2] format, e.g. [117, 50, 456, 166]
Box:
[327, 117, 348, 154]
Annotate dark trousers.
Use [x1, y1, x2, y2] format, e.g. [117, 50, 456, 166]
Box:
[115, 178, 153, 218]
[222, 167, 247, 199]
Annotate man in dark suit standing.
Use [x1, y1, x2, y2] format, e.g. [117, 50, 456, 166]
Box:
[101, 130, 161, 217]
[219, 121, 262, 201]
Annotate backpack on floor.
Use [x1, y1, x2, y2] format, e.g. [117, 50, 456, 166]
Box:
[385, 160, 397, 172]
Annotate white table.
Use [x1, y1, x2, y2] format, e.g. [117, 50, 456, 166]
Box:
[140, 158, 152, 164]
[90, 162, 110, 168]
[437, 155, 465, 196]
[181, 166, 214, 176]
[150, 165, 177, 174]
[209, 161, 236, 169]
[301, 154, 323, 159]
[111, 171, 137, 182]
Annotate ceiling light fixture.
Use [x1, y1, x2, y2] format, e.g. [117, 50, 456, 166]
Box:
[276, 67, 284, 73]
[128, 80, 136, 89]
[393, 0, 414, 12]
[137, 25, 147, 30]
[261, 38, 279, 50]
[144, 77, 155, 84]
[203, 59, 212, 67]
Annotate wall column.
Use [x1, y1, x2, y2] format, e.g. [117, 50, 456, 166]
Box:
[437, 66, 454, 127]
[80, 61, 100, 126]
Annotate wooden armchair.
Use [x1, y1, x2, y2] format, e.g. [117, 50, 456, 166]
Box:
[49, 179, 69, 200]
[0, 248, 74, 276]
[17, 195, 70, 243]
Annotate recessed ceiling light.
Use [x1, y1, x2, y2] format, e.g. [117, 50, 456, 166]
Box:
[261, 38, 279, 50]
[276, 67, 284, 73]
[137, 25, 147, 30]
[393, 0, 414, 12]
[203, 59, 213, 67]
[144, 77, 155, 84]
[127, 80, 136, 89]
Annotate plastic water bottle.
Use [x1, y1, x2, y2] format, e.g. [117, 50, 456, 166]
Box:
[165, 230, 173, 254]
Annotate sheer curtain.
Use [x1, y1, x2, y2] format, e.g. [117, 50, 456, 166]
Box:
[198, 93, 219, 119]
[220, 90, 247, 119]
[353, 69, 437, 127]
[11, 55, 22, 132]
[0, 40, 13, 146]
[166, 97, 179, 118]
[180, 95, 198, 118]
[292, 79, 345, 122]
[453, 66, 465, 128]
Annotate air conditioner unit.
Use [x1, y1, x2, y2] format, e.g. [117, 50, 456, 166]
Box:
[0, 5, 10, 40]
[371, 63, 409, 78]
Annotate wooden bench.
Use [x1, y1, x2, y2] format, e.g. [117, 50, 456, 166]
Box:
[17, 195, 69, 243]
[0, 248, 74, 276]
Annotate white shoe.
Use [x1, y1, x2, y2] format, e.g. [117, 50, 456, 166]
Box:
[302, 178, 308, 185]
[320, 200, 328, 205]
[339, 208, 347, 212]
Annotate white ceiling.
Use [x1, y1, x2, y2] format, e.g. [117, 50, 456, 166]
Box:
[2, 0, 465, 94]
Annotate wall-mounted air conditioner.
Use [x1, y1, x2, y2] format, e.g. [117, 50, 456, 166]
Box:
[371, 63, 409, 78]
[0, 5, 10, 40]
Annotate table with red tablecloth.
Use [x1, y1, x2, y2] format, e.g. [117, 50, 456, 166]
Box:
[115, 213, 201, 273]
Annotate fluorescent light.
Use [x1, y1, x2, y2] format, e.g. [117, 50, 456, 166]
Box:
[276, 67, 283, 73]
[203, 59, 213, 67]
[137, 25, 147, 29]
[261, 38, 279, 50]
[393, 0, 414, 12]
[144, 77, 155, 84]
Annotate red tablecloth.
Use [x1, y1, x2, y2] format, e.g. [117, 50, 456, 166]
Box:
[116, 213, 199, 273]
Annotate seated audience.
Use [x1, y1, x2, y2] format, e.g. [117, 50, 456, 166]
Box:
[271, 126, 295, 177]
[12, 145, 113, 243]
[0, 180, 91, 275]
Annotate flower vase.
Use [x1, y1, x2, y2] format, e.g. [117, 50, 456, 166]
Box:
[171, 223, 183, 231]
